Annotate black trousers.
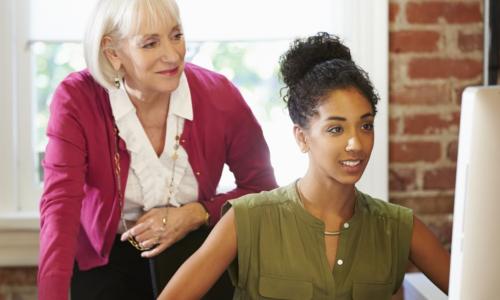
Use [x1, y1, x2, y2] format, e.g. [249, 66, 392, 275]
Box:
[71, 228, 234, 300]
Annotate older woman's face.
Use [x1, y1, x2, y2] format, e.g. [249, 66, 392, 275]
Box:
[116, 17, 186, 96]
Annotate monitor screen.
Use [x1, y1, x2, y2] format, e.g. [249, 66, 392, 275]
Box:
[449, 86, 500, 299]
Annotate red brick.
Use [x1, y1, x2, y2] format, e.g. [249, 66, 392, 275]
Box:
[0, 267, 37, 285]
[424, 167, 457, 190]
[447, 140, 459, 163]
[458, 32, 483, 52]
[12, 290, 37, 299]
[389, 117, 399, 135]
[404, 112, 460, 135]
[409, 58, 482, 79]
[391, 195, 454, 215]
[390, 30, 440, 53]
[390, 141, 441, 162]
[389, 3, 400, 23]
[389, 168, 417, 191]
[390, 83, 452, 104]
[407, 2, 482, 24]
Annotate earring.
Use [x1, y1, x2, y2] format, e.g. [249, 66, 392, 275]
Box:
[114, 76, 121, 89]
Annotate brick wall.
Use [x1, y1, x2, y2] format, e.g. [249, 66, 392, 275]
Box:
[0, 268, 37, 300]
[389, 0, 483, 251]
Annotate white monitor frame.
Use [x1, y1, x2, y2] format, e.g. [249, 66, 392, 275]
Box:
[449, 86, 500, 299]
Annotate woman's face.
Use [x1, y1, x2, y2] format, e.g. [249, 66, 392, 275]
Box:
[115, 17, 186, 96]
[299, 87, 375, 186]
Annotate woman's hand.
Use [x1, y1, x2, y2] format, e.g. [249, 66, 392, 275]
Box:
[120, 202, 208, 258]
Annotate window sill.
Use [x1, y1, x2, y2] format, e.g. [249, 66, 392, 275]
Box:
[0, 212, 39, 267]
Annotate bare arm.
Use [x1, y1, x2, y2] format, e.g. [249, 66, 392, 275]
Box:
[157, 208, 238, 300]
[410, 215, 450, 294]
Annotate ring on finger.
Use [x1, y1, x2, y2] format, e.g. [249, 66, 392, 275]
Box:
[160, 208, 169, 232]
[160, 217, 167, 232]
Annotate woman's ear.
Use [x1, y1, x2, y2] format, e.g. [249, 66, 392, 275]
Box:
[293, 125, 309, 153]
[102, 36, 122, 71]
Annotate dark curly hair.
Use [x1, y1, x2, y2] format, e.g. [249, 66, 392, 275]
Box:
[279, 32, 379, 128]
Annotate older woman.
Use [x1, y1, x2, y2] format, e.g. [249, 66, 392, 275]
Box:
[37, 0, 277, 299]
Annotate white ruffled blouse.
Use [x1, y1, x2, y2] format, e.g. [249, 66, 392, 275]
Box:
[109, 73, 199, 221]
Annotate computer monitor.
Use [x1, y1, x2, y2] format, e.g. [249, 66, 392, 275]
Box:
[449, 86, 500, 299]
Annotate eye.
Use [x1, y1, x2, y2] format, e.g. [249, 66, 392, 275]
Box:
[142, 41, 158, 49]
[172, 32, 184, 40]
[327, 126, 343, 134]
[361, 122, 374, 131]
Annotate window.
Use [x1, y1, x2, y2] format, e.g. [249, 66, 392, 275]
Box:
[0, 0, 388, 265]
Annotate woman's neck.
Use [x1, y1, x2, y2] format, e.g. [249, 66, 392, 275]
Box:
[298, 170, 356, 222]
[124, 81, 171, 114]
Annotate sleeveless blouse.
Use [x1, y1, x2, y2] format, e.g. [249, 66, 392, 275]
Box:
[225, 182, 413, 300]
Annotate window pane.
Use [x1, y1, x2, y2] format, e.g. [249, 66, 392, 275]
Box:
[32, 42, 85, 182]
[30, 0, 97, 41]
[33, 40, 304, 186]
[30, 0, 338, 42]
[188, 41, 307, 187]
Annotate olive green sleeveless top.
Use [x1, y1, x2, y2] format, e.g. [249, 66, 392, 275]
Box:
[224, 182, 413, 300]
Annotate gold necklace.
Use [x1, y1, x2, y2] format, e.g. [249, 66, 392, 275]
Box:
[113, 118, 181, 251]
[295, 180, 349, 237]
[159, 118, 181, 235]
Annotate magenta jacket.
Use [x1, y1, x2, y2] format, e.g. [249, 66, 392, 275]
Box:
[38, 63, 277, 300]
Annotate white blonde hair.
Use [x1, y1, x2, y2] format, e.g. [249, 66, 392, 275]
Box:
[84, 0, 181, 90]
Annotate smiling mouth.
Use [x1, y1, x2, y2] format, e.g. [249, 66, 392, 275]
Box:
[340, 160, 362, 167]
[156, 67, 179, 76]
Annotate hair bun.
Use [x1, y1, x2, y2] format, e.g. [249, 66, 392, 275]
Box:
[279, 32, 351, 88]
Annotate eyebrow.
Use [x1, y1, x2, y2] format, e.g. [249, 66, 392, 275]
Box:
[361, 112, 375, 119]
[325, 112, 374, 121]
[136, 24, 182, 40]
[139, 34, 159, 39]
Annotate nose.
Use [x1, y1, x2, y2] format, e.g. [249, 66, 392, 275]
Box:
[160, 41, 182, 63]
[345, 135, 361, 152]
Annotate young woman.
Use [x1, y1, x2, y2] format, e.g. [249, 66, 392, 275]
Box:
[158, 32, 450, 300]
[37, 1, 276, 299]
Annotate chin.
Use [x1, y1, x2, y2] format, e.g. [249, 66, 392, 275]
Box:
[154, 79, 181, 94]
[333, 172, 364, 186]
[339, 178, 361, 186]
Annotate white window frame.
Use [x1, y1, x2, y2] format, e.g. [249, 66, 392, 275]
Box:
[0, 0, 388, 266]
[0, 0, 40, 266]
[0, 0, 17, 215]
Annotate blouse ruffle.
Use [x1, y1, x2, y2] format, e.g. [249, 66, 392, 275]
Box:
[108, 73, 196, 213]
